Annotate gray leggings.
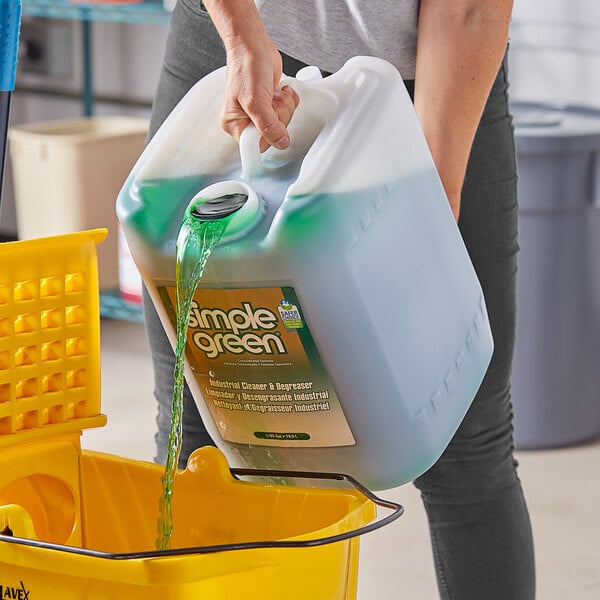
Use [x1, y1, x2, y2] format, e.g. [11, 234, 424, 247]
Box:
[142, 1, 535, 598]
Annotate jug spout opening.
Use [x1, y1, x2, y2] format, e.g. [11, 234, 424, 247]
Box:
[186, 180, 265, 243]
[191, 192, 248, 221]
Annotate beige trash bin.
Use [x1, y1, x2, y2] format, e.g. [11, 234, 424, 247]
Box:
[9, 116, 148, 290]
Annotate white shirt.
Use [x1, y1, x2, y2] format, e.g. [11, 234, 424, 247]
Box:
[256, 0, 419, 79]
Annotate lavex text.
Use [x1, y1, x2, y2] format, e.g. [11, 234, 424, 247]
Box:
[0, 582, 30, 600]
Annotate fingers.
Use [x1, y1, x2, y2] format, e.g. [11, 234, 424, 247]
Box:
[271, 84, 300, 141]
[221, 84, 300, 153]
[253, 84, 300, 151]
[221, 110, 253, 148]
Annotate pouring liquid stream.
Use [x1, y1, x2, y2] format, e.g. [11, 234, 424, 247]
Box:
[155, 213, 228, 551]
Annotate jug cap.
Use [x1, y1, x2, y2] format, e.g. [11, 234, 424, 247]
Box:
[191, 193, 249, 221]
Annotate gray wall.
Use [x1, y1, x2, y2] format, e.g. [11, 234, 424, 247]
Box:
[509, 0, 600, 108]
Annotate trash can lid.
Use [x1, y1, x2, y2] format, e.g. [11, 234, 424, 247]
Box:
[511, 101, 600, 154]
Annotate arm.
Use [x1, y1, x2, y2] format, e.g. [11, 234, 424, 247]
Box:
[414, 0, 514, 220]
[202, 0, 299, 151]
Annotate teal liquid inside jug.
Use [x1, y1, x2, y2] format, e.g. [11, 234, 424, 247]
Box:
[125, 171, 492, 491]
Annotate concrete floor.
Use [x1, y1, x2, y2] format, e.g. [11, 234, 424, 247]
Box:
[83, 317, 600, 599]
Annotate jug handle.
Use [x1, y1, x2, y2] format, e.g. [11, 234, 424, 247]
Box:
[239, 124, 264, 181]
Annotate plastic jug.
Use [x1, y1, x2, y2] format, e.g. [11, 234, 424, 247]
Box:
[117, 56, 493, 490]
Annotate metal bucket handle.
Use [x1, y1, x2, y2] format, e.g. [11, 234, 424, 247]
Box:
[0, 466, 404, 559]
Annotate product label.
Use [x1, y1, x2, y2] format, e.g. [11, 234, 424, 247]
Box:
[158, 285, 355, 447]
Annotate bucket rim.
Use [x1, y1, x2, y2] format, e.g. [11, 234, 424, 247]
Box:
[0, 465, 403, 560]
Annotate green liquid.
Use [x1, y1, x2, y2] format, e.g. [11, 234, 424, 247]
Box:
[128, 175, 207, 245]
[155, 214, 227, 551]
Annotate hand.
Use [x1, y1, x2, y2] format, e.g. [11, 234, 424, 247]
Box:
[203, 0, 299, 152]
[222, 41, 300, 152]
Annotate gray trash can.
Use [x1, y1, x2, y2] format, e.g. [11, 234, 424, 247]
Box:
[511, 101, 600, 449]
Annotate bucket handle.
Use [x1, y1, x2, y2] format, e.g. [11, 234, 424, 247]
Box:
[0, 467, 404, 559]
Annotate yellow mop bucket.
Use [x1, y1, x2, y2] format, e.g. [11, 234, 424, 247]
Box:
[0, 230, 402, 599]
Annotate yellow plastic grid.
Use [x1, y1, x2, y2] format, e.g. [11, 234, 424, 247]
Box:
[0, 230, 107, 447]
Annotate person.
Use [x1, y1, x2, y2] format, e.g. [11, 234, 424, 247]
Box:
[142, 1, 536, 598]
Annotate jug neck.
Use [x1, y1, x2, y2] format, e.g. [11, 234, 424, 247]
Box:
[186, 180, 265, 244]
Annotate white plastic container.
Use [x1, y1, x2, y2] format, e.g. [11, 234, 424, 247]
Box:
[9, 116, 148, 290]
[117, 57, 493, 490]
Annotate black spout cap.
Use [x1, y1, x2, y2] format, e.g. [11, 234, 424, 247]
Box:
[191, 193, 248, 221]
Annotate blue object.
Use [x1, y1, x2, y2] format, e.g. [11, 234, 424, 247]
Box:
[0, 0, 21, 210]
[0, 0, 21, 92]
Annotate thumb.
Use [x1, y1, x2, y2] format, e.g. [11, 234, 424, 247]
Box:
[253, 110, 291, 151]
